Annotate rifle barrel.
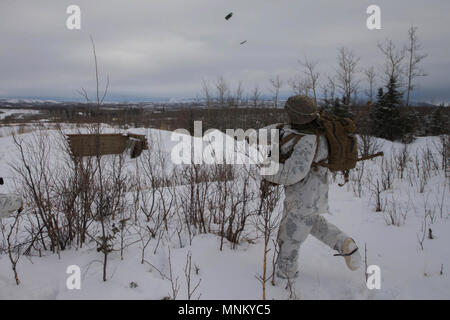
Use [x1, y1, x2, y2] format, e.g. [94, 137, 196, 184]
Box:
[356, 152, 384, 162]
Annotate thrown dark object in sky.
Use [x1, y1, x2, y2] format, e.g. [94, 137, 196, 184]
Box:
[240, 40, 248, 45]
[225, 12, 233, 20]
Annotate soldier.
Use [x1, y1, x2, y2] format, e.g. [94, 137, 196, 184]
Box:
[261, 95, 362, 281]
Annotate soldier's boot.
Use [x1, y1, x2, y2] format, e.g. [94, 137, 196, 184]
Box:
[275, 266, 299, 280]
[335, 238, 362, 271]
[274, 267, 301, 300]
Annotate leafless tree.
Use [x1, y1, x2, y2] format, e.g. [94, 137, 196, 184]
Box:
[78, 35, 123, 282]
[405, 26, 428, 107]
[378, 39, 405, 87]
[336, 47, 360, 105]
[364, 66, 376, 103]
[201, 79, 213, 108]
[233, 80, 244, 107]
[269, 76, 283, 108]
[299, 57, 320, 106]
[215, 76, 229, 107]
[321, 76, 336, 108]
[77, 35, 110, 116]
[288, 74, 311, 96]
[251, 85, 261, 108]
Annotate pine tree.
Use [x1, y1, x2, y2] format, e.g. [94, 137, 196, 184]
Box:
[369, 76, 405, 141]
[368, 88, 385, 137]
[401, 108, 418, 142]
[428, 104, 449, 135]
[331, 97, 353, 118]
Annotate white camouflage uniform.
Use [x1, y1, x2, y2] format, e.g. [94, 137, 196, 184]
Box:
[262, 125, 350, 279]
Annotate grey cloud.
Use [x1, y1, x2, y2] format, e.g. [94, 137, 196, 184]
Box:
[0, 0, 449, 102]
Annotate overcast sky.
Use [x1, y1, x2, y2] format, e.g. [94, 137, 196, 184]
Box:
[1, 0, 449, 102]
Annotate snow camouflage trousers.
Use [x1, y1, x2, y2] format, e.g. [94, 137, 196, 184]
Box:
[276, 165, 350, 279]
[276, 197, 350, 279]
[275, 163, 350, 279]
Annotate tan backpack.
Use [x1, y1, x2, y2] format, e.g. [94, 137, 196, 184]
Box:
[274, 113, 383, 186]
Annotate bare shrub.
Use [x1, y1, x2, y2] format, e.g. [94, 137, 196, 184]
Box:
[254, 177, 282, 300]
[350, 161, 366, 198]
[394, 143, 409, 179]
[184, 251, 201, 300]
[384, 195, 409, 227]
[0, 212, 22, 285]
[380, 156, 394, 191]
[436, 135, 449, 176]
[369, 179, 386, 212]
[167, 246, 180, 300]
[358, 133, 382, 159]
[11, 131, 64, 253]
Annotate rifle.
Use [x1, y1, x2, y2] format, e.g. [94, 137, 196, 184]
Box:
[336, 152, 384, 187]
[356, 152, 384, 162]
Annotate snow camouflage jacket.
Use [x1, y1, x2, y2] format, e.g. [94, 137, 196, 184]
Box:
[262, 125, 330, 215]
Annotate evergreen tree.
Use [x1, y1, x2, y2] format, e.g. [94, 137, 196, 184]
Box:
[368, 88, 385, 137]
[401, 108, 418, 143]
[428, 104, 449, 135]
[369, 76, 405, 141]
[331, 97, 353, 118]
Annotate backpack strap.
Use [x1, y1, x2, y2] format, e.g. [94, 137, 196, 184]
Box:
[280, 134, 302, 162]
[280, 133, 299, 146]
[277, 124, 304, 163]
[311, 132, 327, 171]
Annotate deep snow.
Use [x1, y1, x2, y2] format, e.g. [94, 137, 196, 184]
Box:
[0, 125, 448, 299]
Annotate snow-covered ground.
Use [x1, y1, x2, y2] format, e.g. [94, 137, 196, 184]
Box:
[0, 109, 40, 121]
[0, 124, 448, 300]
